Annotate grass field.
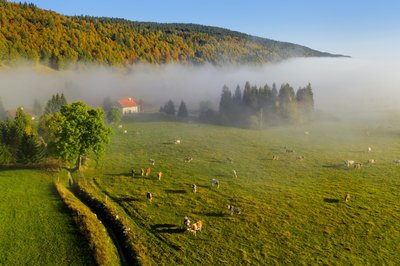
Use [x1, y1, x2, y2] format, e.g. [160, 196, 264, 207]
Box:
[77, 117, 400, 265]
[0, 170, 95, 265]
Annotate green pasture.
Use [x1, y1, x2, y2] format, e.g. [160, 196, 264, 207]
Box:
[0, 170, 95, 265]
[78, 118, 400, 265]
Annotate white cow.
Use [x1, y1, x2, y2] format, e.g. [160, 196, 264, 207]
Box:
[191, 184, 197, 193]
[232, 169, 237, 178]
[393, 159, 400, 164]
[183, 216, 191, 229]
[211, 178, 220, 188]
[174, 139, 181, 144]
[344, 160, 355, 167]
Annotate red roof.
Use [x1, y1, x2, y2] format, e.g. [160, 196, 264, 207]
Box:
[118, 98, 139, 108]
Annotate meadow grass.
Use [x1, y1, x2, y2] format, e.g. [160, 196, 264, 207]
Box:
[0, 170, 95, 265]
[80, 119, 400, 265]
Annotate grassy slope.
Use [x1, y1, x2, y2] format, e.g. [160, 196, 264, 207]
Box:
[81, 120, 400, 265]
[0, 170, 95, 265]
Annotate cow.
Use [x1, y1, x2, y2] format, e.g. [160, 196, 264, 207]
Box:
[118, 124, 123, 128]
[191, 184, 197, 193]
[174, 139, 181, 144]
[368, 147, 372, 152]
[354, 163, 362, 169]
[393, 159, 400, 164]
[183, 216, 191, 229]
[187, 220, 203, 236]
[344, 160, 355, 167]
[367, 159, 375, 164]
[286, 148, 294, 153]
[131, 168, 135, 177]
[227, 205, 241, 215]
[149, 159, 155, 166]
[140, 168, 144, 176]
[344, 193, 351, 202]
[272, 155, 279, 160]
[184, 156, 193, 163]
[146, 192, 153, 201]
[157, 171, 162, 180]
[232, 169, 237, 178]
[296, 156, 305, 161]
[146, 167, 151, 176]
[211, 178, 220, 188]
[123, 130, 127, 134]
[226, 157, 233, 164]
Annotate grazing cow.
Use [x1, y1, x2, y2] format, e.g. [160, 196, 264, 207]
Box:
[157, 171, 162, 180]
[123, 130, 127, 134]
[187, 220, 203, 236]
[149, 159, 155, 166]
[192, 184, 197, 193]
[272, 155, 279, 160]
[344, 193, 351, 202]
[146, 192, 153, 201]
[232, 169, 237, 178]
[184, 156, 193, 163]
[296, 156, 305, 161]
[286, 148, 294, 153]
[174, 139, 181, 144]
[140, 168, 144, 176]
[393, 159, 400, 164]
[146, 167, 151, 176]
[131, 168, 135, 177]
[226, 157, 233, 164]
[344, 160, 355, 167]
[354, 163, 362, 169]
[183, 216, 191, 229]
[368, 147, 372, 152]
[211, 178, 220, 188]
[227, 205, 241, 215]
[367, 159, 375, 164]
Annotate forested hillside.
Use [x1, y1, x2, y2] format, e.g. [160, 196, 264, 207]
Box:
[0, 1, 345, 69]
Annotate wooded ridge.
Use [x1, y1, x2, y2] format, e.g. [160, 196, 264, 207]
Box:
[0, 1, 347, 69]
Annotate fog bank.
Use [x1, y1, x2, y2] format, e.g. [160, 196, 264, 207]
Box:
[1, 58, 399, 118]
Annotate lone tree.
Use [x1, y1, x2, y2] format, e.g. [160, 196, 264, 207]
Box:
[48, 102, 111, 170]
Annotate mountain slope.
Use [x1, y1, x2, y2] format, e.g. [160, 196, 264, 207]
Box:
[0, 1, 347, 69]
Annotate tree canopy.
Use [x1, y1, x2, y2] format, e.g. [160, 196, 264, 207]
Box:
[48, 102, 111, 169]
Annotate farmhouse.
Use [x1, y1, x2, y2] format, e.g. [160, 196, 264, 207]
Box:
[117, 97, 140, 115]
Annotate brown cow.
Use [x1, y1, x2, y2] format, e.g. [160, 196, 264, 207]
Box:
[187, 220, 203, 236]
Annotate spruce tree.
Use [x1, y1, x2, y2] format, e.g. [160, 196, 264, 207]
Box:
[177, 101, 189, 119]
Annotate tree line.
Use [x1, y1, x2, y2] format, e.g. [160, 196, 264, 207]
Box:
[0, 93, 111, 170]
[0, 1, 337, 69]
[199, 81, 314, 128]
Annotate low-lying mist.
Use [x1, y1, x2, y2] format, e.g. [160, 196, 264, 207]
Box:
[1, 57, 400, 121]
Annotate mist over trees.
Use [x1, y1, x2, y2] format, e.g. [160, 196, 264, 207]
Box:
[210, 81, 314, 128]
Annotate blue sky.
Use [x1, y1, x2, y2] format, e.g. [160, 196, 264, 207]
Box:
[10, 0, 400, 59]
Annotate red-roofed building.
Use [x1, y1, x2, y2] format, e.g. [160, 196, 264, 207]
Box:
[117, 97, 140, 114]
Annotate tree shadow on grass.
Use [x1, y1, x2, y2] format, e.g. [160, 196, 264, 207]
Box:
[151, 224, 186, 234]
[165, 189, 187, 194]
[323, 198, 340, 203]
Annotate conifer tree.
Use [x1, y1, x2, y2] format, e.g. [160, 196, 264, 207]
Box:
[177, 100, 189, 119]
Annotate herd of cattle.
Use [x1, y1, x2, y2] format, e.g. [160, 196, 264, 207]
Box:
[126, 137, 399, 237]
[127, 139, 243, 237]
